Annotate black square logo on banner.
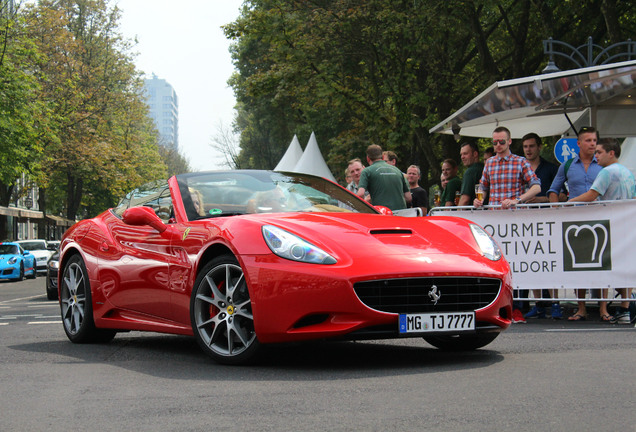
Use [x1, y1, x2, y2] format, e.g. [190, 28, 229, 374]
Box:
[562, 220, 611, 272]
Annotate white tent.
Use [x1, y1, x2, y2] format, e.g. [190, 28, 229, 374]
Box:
[292, 132, 336, 181]
[274, 135, 303, 171]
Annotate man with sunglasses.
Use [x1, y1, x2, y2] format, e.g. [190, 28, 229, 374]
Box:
[473, 126, 541, 210]
[473, 126, 540, 323]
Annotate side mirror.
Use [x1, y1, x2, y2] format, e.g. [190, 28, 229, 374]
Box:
[374, 205, 393, 216]
[23, 250, 30, 256]
[122, 206, 167, 233]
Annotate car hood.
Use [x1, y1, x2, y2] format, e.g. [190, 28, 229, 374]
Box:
[0, 253, 19, 260]
[224, 212, 499, 272]
[25, 250, 48, 259]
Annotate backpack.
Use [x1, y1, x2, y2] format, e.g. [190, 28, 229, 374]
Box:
[563, 157, 574, 178]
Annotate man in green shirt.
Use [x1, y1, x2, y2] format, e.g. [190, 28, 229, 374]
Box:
[440, 158, 462, 206]
[357, 144, 411, 210]
[458, 142, 484, 206]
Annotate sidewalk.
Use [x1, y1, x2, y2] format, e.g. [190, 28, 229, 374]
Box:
[518, 301, 635, 326]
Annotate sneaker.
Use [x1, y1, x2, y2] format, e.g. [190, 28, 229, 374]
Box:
[524, 305, 546, 319]
[610, 308, 630, 324]
[512, 309, 526, 323]
[551, 303, 563, 320]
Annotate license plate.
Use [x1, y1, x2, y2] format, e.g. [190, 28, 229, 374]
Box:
[399, 312, 475, 333]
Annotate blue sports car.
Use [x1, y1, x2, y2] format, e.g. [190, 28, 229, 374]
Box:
[0, 242, 37, 281]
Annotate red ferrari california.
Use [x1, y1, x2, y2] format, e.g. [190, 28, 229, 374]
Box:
[58, 170, 512, 364]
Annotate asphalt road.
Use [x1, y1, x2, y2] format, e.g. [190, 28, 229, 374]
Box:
[1, 277, 635, 432]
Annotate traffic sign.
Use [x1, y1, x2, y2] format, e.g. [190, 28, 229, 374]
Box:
[554, 137, 579, 164]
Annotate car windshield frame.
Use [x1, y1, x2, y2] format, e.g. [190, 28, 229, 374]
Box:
[176, 170, 378, 220]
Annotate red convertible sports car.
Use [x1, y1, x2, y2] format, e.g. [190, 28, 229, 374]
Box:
[58, 170, 512, 364]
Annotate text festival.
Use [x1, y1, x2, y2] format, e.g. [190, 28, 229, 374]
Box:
[482, 221, 558, 273]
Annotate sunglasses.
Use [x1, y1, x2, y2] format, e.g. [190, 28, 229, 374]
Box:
[492, 139, 508, 146]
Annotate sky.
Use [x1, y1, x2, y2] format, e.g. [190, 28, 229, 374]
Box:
[117, 0, 243, 171]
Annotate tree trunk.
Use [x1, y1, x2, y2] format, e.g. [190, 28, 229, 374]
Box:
[66, 173, 83, 220]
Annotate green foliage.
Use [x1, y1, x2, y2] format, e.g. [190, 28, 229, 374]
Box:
[227, 0, 636, 187]
[20, 0, 171, 219]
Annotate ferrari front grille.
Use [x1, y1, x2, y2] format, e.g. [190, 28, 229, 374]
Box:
[353, 277, 502, 313]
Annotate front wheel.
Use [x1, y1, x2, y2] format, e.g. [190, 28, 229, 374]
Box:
[60, 254, 116, 343]
[190, 255, 260, 365]
[13, 263, 24, 282]
[423, 332, 499, 351]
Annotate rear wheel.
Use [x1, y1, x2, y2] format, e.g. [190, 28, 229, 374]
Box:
[191, 255, 260, 365]
[423, 332, 499, 351]
[60, 254, 116, 343]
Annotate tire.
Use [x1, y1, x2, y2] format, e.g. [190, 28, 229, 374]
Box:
[13, 263, 24, 282]
[60, 254, 116, 343]
[28, 265, 37, 279]
[190, 255, 260, 365]
[46, 285, 58, 301]
[423, 332, 499, 351]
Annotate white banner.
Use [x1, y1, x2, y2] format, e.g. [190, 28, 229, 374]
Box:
[430, 200, 636, 291]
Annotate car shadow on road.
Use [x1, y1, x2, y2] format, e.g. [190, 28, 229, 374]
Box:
[10, 333, 504, 381]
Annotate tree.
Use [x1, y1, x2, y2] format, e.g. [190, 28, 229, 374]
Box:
[226, 0, 636, 188]
[0, 3, 50, 238]
[25, 0, 167, 220]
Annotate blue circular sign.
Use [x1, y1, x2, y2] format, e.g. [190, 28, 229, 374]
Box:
[554, 137, 579, 164]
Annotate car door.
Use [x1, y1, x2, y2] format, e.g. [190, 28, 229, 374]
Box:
[98, 182, 175, 319]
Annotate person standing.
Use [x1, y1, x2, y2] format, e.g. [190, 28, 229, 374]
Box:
[547, 126, 603, 202]
[440, 159, 462, 206]
[346, 158, 365, 194]
[458, 142, 484, 206]
[406, 165, 428, 215]
[547, 127, 603, 321]
[474, 126, 541, 210]
[520, 133, 563, 319]
[473, 126, 541, 324]
[382, 151, 398, 166]
[357, 144, 411, 210]
[483, 146, 494, 161]
[569, 138, 636, 324]
[521, 133, 561, 203]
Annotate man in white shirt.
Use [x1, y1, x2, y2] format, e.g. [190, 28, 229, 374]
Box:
[570, 138, 636, 324]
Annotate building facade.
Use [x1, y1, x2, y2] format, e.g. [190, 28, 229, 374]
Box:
[143, 74, 179, 150]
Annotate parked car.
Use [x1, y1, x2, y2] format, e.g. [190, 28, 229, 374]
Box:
[0, 242, 37, 281]
[16, 239, 54, 274]
[59, 170, 513, 364]
[47, 240, 61, 251]
[46, 251, 60, 300]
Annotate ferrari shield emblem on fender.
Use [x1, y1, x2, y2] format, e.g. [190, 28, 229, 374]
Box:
[182, 227, 191, 241]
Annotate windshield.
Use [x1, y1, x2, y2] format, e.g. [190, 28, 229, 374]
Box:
[18, 241, 46, 251]
[177, 171, 377, 220]
[0, 244, 19, 255]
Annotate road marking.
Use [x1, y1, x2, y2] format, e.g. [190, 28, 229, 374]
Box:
[545, 328, 635, 332]
[28, 321, 61, 325]
[0, 294, 45, 305]
[0, 322, 8, 326]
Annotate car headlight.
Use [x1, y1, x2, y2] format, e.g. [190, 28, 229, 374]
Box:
[262, 225, 337, 264]
[49, 260, 59, 269]
[470, 224, 502, 261]
[8, 257, 18, 265]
